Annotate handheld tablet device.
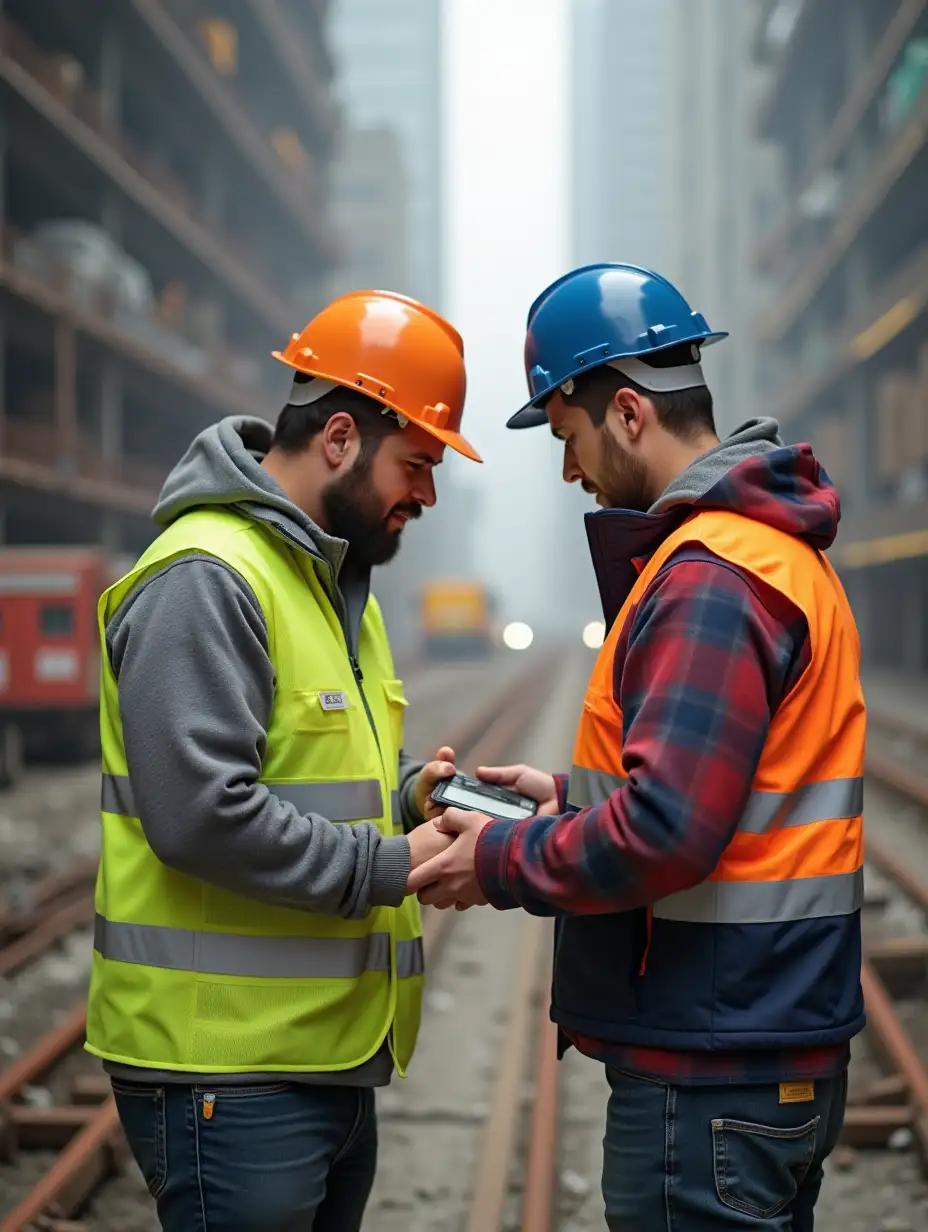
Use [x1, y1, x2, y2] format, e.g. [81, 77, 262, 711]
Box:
[430, 773, 538, 822]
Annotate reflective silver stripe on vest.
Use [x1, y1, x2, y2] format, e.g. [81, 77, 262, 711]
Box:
[396, 937, 424, 978]
[652, 867, 864, 925]
[737, 777, 863, 833]
[102, 774, 384, 824]
[269, 780, 383, 822]
[567, 765, 626, 809]
[102, 773, 136, 816]
[567, 766, 863, 832]
[94, 915, 424, 979]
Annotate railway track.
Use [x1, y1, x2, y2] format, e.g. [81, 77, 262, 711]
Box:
[0, 648, 560, 1229]
[836, 706, 928, 1179]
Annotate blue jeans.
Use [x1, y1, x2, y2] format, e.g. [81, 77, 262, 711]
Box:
[111, 1079, 377, 1231]
[602, 1067, 848, 1230]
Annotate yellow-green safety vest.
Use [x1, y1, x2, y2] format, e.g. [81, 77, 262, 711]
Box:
[85, 507, 423, 1075]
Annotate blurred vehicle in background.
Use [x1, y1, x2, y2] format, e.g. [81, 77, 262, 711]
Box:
[12, 219, 155, 316]
[420, 578, 494, 658]
[0, 547, 127, 787]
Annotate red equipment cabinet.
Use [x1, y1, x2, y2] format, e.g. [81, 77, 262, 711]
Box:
[0, 547, 125, 786]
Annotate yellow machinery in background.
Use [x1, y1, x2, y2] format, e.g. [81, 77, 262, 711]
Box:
[420, 579, 494, 658]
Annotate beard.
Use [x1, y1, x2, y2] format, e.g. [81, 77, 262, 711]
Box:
[594, 426, 650, 512]
[321, 450, 422, 568]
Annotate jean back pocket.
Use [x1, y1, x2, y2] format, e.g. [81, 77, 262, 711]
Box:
[712, 1114, 820, 1219]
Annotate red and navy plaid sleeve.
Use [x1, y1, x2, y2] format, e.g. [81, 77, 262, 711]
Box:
[474, 548, 811, 914]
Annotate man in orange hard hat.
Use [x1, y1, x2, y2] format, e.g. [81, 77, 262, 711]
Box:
[88, 291, 480, 1231]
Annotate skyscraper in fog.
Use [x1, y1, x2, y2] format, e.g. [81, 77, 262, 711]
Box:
[559, 0, 677, 638]
[331, 0, 444, 310]
[559, 0, 761, 634]
[572, 0, 676, 269]
[666, 0, 760, 433]
[572, 0, 758, 434]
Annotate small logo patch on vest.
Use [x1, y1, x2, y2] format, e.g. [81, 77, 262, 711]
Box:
[319, 691, 350, 711]
[779, 1082, 815, 1104]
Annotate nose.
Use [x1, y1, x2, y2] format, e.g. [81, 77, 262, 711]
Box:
[562, 443, 583, 485]
[412, 470, 437, 508]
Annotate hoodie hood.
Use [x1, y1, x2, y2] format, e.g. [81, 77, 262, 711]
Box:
[585, 417, 841, 625]
[152, 417, 370, 645]
[154, 416, 346, 569]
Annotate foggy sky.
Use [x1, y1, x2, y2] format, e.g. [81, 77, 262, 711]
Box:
[444, 0, 570, 626]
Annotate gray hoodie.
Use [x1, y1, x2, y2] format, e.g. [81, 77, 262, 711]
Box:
[650, 417, 785, 513]
[104, 416, 424, 1087]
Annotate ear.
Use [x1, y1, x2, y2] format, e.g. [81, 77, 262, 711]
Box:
[607, 387, 647, 445]
[320, 412, 360, 470]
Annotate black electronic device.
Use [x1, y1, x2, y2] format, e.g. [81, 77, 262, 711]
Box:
[430, 773, 538, 822]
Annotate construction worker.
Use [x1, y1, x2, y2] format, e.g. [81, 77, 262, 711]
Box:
[87, 290, 481, 1231]
[409, 263, 864, 1230]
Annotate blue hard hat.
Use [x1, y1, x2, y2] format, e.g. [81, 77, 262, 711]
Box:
[508, 263, 729, 428]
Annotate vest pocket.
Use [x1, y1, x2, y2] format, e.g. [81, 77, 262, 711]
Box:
[381, 679, 408, 750]
[712, 1115, 820, 1219]
[289, 690, 352, 733]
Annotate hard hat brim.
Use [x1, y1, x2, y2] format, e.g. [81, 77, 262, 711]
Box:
[507, 403, 549, 430]
[508, 330, 729, 430]
[424, 424, 483, 463]
[272, 351, 482, 463]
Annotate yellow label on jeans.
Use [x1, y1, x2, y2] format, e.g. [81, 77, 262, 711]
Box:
[779, 1082, 815, 1104]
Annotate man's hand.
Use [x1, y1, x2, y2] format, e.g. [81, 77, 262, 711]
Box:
[406, 808, 490, 910]
[477, 763, 558, 815]
[413, 746, 456, 820]
[406, 819, 455, 884]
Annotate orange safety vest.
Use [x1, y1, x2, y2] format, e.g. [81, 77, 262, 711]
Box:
[553, 509, 866, 1050]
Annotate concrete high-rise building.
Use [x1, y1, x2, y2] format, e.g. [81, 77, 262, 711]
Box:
[328, 128, 407, 297]
[666, 0, 762, 433]
[560, 0, 763, 636]
[572, 0, 676, 270]
[330, 0, 444, 310]
[326, 2, 482, 657]
[560, 0, 678, 639]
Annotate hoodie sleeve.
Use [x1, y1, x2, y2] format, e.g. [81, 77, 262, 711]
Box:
[398, 751, 427, 831]
[106, 556, 411, 918]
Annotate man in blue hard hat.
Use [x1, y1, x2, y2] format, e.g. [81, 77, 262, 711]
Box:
[409, 264, 863, 1229]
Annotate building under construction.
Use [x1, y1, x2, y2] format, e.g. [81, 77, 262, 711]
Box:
[0, 0, 339, 556]
[752, 0, 928, 672]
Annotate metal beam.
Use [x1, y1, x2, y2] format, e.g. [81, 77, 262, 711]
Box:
[245, 0, 338, 153]
[0, 454, 155, 516]
[755, 0, 826, 134]
[130, 0, 333, 264]
[757, 0, 928, 270]
[0, 252, 271, 422]
[763, 243, 928, 425]
[0, 39, 291, 333]
[756, 88, 928, 346]
[53, 321, 78, 476]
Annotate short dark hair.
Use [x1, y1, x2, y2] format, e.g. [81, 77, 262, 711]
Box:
[558, 344, 715, 442]
[272, 375, 402, 454]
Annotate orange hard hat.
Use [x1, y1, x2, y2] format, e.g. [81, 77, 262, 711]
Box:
[273, 290, 481, 462]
